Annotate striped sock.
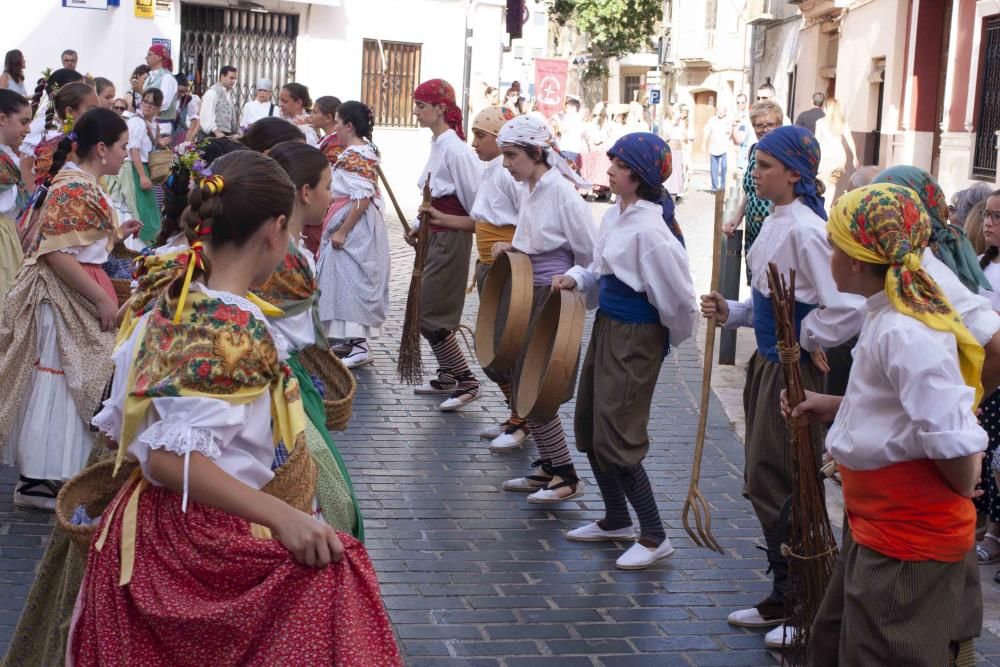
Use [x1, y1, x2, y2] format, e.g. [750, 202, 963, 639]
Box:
[497, 381, 527, 428]
[430, 332, 474, 377]
[527, 416, 573, 468]
[587, 453, 632, 531]
[619, 464, 665, 546]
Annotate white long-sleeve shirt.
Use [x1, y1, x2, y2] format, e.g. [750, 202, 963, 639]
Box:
[199, 86, 233, 135]
[566, 199, 697, 347]
[469, 155, 522, 227]
[512, 166, 595, 269]
[826, 291, 987, 470]
[241, 99, 276, 126]
[722, 199, 864, 350]
[414, 129, 482, 220]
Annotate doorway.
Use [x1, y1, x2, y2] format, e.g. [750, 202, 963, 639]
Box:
[693, 90, 716, 165]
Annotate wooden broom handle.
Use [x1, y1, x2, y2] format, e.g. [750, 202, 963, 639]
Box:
[691, 189, 726, 483]
[375, 164, 412, 236]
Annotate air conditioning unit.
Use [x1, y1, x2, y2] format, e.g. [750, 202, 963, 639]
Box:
[747, 0, 775, 23]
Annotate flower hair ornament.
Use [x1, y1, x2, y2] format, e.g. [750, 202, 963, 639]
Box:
[61, 116, 75, 135]
[201, 174, 225, 196]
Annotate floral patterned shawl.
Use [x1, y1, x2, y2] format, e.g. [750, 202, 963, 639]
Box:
[22, 168, 116, 264]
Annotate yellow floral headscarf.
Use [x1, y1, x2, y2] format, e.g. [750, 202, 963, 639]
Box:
[828, 183, 984, 407]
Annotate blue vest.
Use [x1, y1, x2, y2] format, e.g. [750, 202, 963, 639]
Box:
[751, 288, 816, 363]
[598, 275, 670, 357]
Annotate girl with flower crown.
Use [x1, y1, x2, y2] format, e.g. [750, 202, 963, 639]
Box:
[71, 150, 399, 665]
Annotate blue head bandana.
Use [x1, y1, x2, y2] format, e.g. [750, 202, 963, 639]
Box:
[754, 125, 826, 221]
[607, 133, 684, 245]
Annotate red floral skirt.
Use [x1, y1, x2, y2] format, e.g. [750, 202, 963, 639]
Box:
[71, 483, 401, 666]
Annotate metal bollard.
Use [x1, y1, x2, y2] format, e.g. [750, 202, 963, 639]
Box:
[718, 187, 742, 366]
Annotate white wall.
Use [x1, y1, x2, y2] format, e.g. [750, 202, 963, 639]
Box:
[4, 0, 501, 209]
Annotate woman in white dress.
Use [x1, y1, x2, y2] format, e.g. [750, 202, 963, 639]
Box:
[814, 97, 859, 210]
[316, 101, 390, 369]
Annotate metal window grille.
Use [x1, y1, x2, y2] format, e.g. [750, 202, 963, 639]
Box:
[180, 4, 298, 122]
[973, 17, 1000, 180]
[361, 39, 422, 128]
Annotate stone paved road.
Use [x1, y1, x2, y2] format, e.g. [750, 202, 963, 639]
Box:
[2, 181, 1000, 666]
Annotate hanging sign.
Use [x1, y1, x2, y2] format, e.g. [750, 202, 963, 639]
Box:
[135, 0, 154, 18]
[533, 58, 568, 118]
[62, 0, 109, 7]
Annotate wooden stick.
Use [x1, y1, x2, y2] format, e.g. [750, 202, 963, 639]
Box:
[375, 164, 412, 236]
[682, 189, 726, 554]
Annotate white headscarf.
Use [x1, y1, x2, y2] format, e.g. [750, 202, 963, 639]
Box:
[496, 115, 591, 189]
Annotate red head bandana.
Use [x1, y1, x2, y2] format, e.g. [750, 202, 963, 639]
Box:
[413, 79, 465, 141]
[148, 44, 173, 72]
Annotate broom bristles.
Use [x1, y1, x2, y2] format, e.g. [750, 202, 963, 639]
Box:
[766, 262, 839, 666]
[397, 273, 424, 384]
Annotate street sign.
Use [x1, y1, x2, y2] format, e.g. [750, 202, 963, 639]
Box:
[649, 88, 662, 105]
[62, 0, 108, 8]
[647, 69, 661, 84]
[152, 38, 172, 53]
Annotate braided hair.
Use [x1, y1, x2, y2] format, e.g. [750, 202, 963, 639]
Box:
[170, 150, 295, 297]
[51, 83, 97, 130]
[157, 137, 249, 246]
[335, 100, 378, 155]
[30, 68, 84, 128]
[34, 107, 126, 210]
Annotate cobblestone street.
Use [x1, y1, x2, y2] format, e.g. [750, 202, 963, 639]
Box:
[2, 182, 1000, 665]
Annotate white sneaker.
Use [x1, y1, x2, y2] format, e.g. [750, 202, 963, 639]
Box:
[341, 341, 372, 369]
[765, 624, 796, 649]
[488, 424, 529, 451]
[615, 539, 675, 570]
[439, 386, 480, 411]
[527, 480, 585, 504]
[566, 522, 638, 542]
[502, 475, 551, 492]
[727, 607, 785, 628]
[479, 422, 507, 440]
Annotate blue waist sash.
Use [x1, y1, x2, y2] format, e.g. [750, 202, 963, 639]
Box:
[751, 288, 816, 363]
[598, 274, 670, 357]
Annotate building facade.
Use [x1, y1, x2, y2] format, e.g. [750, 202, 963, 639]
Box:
[750, 0, 1000, 203]
[4, 0, 508, 198]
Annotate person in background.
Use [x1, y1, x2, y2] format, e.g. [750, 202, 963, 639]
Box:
[112, 98, 129, 118]
[123, 87, 164, 246]
[964, 201, 989, 255]
[731, 93, 752, 187]
[240, 116, 304, 153]
[128, 65, 149, 114]
[504, 81, 524, 115]
[93, 78, 116, 110]
[60, 49, 78, 71]
[173, 74, 201, 144]
[0, 50, 26, 97]
[795, 92, 826, 135]
[846, 164, 880, 191]
[951, 182, 995, 228]
[143, 44, 177, 126]
[663, 103, 693, 200]
[198, 65, 238, 140]
[558, 97, 585, 165]
[701, 103, 731, 194]
[312, 95, 342, 159]
[241, 78, 277, 127]
[814, 97, 859, 209]
[279, 82, 318, 146]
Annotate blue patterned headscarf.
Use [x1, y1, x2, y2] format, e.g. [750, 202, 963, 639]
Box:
[607, 132, 684, 246]
[754, 125, 826, 221]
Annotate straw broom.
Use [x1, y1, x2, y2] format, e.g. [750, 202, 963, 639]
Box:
[396, 174, 432, 384]
[765, 262, 838, 664]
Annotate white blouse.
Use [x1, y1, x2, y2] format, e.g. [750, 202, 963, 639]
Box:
[330, 144, 379, 201]
[0, 144, 21, 218]
[980, 259, 1000, 312]
[265, 239, 318, 352]
[825, 292, 987, 470]
[721, 199, 868, 351]
[414, 129, 483, 225]
[92, 283, 290, 510]
[126, 115, 157, 162]
[512, 166, 596, 267]
[566, 200, 697, 347]
[469, 155, 522, 227]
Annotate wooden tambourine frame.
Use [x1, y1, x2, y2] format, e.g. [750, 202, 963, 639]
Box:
[475, 251, 534, 372]
[514, 289, 587, 422]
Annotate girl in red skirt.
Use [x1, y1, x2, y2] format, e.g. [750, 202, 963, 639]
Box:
[72, 150, 400, 666]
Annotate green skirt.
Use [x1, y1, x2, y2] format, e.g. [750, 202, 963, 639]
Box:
[122, 162, 161, 245]
[289, 351, 364, 541]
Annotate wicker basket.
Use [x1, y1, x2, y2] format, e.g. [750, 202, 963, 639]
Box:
[111, 278, 133, 307]
[261, 435, 317, 514]
[300, 345, 356, 431]
[56, 458, 139, 556]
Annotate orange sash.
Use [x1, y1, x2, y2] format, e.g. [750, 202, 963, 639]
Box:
[840, 459, 975, 563]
